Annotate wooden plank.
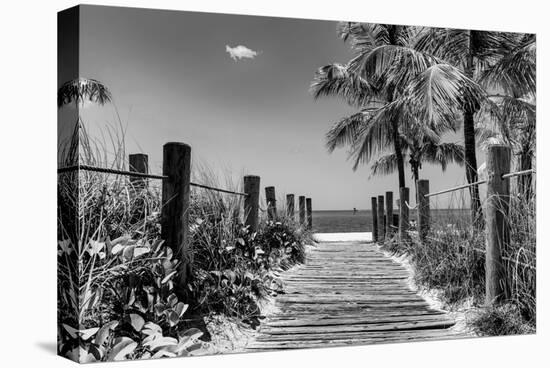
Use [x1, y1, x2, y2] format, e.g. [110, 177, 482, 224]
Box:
[265, 314, 454, 327]
[246, 238, 463, 351]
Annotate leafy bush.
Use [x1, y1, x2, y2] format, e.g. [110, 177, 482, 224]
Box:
[189, 191, 310, 322]
[58, 145, 211, 362]
[57, 191, 211, 362]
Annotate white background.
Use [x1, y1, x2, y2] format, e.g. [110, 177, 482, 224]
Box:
[0, 0, 547, 366]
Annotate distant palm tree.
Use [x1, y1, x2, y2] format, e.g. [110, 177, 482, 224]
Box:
[415, 29, 532, 225]
[371, 124, 464, 199]
[312, 23, 483, 192]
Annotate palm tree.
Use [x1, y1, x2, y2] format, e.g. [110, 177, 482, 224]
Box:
[415, 29, 530, 225]
[312, 24, 417, 189]
[371, 125, 464, 198]
[58, 77, 112, 108]
[58, 78, 112, 166]
[312, 23, 483, 193]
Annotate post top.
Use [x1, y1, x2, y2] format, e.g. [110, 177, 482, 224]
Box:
[164, 142, 191, 148]
[244, 175, 260, 179]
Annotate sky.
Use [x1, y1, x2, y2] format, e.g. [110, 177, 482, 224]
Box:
[77, 5, 478, 210]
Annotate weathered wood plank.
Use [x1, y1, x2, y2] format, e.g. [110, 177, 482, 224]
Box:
[246, 238, 464, 351]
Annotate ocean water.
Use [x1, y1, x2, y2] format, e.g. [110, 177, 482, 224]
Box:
[312, 209, 470, 233]
[312, 210, 374, 233]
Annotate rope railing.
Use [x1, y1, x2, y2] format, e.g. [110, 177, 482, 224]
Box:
[404, 201, 418, 210]
[425, 169, 535, 198]
[57, 164, 168, 180]
[57, 164, 249, 197]
[189, 182, 248, 197]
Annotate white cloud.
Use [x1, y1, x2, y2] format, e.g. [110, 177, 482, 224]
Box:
[225, 44, 259, 61]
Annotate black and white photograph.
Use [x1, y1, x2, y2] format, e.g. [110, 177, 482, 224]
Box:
[54, 4, 538, 363]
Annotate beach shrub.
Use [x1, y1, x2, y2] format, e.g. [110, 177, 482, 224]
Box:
[189, 191, 310, 322]
[382, 188, 535, 335]
[472, 303, 535, 336]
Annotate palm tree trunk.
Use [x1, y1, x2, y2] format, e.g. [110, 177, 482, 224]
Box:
[412, 163, 420, 204]
[463, 110, 482, 227]
[392, 118, 406, 189]
[518, 148, 533, 199]
[463, 31, 483, 228]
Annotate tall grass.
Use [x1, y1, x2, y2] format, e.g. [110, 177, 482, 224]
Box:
[383, 183, 536, 336]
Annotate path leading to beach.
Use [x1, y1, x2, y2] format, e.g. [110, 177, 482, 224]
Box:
[247, 233, 464, 350]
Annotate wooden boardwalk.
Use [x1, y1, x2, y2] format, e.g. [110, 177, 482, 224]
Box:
[248, 239, 464, 350]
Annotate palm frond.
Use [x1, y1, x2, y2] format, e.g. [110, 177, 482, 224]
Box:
[326, 111, 370, 153]
[478, 35, 536, 96]
[350, 44, 438, 89]
[349, 106, 394, 170]
[415, 28, 519, 71]
[337, 22, 390, 51]
[370, 153, 398, 176]
[426, 142, 465, 171]
[311, 63, 377, 107]
[403, 63, 485, 128]
[58, 78, 112, 108]
[415, 28, 469, 67]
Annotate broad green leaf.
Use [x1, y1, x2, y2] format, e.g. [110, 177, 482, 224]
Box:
[166, 310, 179, 327]
[174, 302, 189, 317]
[128, 313, 145, 332]
[142, 322, 162, 336]
[161, 270, 177, 284]
[152, 350, 176, 359]
[95, 321, 119, 346]
[107, 337, 137, 361]
[62, 324, 79, 339]
[143, 336, 178, 351]
[133, 246, 150, 258]
[179, 328, 203, 340]
[80, 327, 100, 340]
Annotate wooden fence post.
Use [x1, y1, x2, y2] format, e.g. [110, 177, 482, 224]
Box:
[299, 196, 306, 226]
[286, 194, 295, 220]
[371, 197, 378, 242]
[161, 142, 191, 297]
[392, 214, 399, 228]
[306, 198, 313, 229]
[265, 186, 277, 220]
[377, 195, 385, 244]
[129, 153, 148, 189]
[244, 175, 260, 232]
[485, 145, 511, 305]
[385, 191, 394, 236]
[399, 187, 410, 243]
[417, 180, 430, 243]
